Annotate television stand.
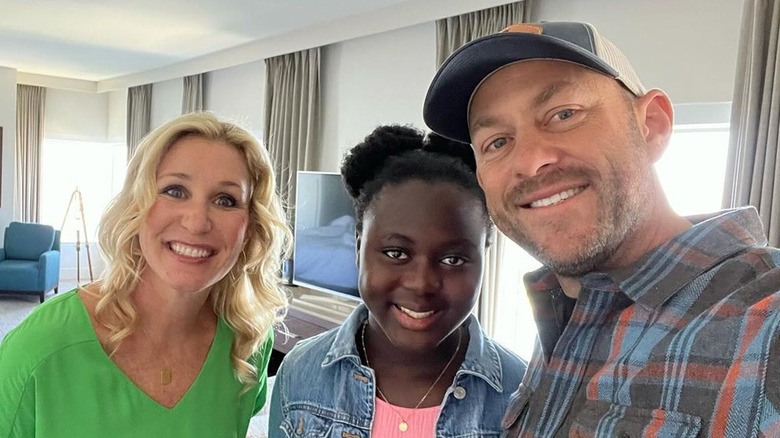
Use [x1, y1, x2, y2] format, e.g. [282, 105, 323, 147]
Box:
[293, 294, 356, 323]
[269, 294, 357, 376]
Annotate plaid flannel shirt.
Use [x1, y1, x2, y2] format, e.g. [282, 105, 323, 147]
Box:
[503, 207, 780, 438]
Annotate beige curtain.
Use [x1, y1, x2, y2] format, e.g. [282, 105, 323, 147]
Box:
[479, 230, 509, 335]
[126, 84, 153, 161]
[263, 48, 321, 222]
[436, 1, 528, 333]
[16, 85, 46, 223]
[722, 0, 780, 246]
[436, 1, 528, 66]
[182, 73, 204, 113]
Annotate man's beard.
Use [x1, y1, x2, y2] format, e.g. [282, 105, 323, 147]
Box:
[492, 132, 651, 277]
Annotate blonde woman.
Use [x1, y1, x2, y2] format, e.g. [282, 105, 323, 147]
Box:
[0, 112, 289, 437]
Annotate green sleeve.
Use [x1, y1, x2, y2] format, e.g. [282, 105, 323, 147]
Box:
[252, 330, 275, 415]
[0, 326, 38, 437]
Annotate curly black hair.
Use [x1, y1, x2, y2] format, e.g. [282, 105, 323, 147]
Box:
[340, 124, 492, 240]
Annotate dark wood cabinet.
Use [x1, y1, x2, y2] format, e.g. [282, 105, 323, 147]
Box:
[268, 306, 340, 376]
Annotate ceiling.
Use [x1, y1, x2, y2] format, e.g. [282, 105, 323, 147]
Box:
[0, 0, 429, 82]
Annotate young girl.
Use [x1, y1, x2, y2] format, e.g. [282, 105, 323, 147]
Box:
[268, 125, 526, 437]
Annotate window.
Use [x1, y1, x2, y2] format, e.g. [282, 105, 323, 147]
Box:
[40, 139, 127, 243]
[493, 238, 541, 360]
[655, 124, 730, 216]
[490, 115, 732, 360]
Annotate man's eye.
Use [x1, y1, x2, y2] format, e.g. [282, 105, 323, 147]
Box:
[488, 137, 508, 150]
[554, 109, 576, 121]
[215, 195, 238, 208]
[383, 249, 408, 260]
[441, 256, 465, 267]
[161, 185, 185, 198]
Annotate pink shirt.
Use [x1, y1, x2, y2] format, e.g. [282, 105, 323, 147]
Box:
[371, 397, 442, 438]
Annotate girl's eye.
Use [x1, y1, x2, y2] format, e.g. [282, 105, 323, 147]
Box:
[441, 256, 465, 267]
[161, 185, 185, 198]
[215, 195, 238, 208]
[383, 249, 408, 260]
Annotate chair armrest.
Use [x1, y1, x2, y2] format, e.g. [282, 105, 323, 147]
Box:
[38, 250, 61, 286]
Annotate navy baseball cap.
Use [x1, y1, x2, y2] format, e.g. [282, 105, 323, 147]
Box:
[423, 21, 646, 144]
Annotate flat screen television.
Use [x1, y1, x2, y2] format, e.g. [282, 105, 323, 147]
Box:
[291, 171, 360, 301]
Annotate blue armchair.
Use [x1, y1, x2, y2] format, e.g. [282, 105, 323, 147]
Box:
[0, 222, 61, 303]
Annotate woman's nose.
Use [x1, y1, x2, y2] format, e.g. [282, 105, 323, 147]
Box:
[180, 202, 212, 234]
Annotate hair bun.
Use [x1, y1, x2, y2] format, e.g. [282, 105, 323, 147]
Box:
[424, 132, 477, 173]
[341, 125, 425, 198]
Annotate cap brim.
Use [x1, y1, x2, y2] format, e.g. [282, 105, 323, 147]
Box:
[423, 32, 619, 144]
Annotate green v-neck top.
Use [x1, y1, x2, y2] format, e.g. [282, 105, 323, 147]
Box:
[0, 290, 272, 438]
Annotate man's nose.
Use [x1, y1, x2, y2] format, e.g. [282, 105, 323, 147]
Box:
[510, 133, 564, 178]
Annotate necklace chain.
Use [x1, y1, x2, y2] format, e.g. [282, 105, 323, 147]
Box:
[360, 321, 462, 432]
[140, 326, 174, 386]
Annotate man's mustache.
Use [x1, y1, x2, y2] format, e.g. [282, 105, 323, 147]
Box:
[504, 167, 596, 205]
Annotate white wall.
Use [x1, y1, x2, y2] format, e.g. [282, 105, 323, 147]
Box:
[0, 66, 17, 245]
[320, 22, 436, 171]
[532, 0, 742, 104]
[107, 89, 126, 143]
[45, 88, 109, 141]
[9, 0, 744, 245]
[206, 60, 266, 134]
[151, 78, 182, 129]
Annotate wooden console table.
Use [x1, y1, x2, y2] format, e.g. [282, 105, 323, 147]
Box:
[268, 306, 340, 375]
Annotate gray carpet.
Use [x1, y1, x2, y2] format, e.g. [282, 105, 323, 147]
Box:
[0, 283, 77, 343]
[0, 295, 40, 343]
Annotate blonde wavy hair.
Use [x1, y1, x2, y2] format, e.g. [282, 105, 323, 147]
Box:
[96, 111, 290, 385]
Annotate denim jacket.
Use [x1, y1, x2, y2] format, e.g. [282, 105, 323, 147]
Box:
[268, 305, 527, 437]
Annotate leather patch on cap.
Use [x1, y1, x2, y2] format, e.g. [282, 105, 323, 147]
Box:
[502, 24, 543, 35]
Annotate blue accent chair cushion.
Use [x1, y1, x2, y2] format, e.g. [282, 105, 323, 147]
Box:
[0, 222, 61, 302]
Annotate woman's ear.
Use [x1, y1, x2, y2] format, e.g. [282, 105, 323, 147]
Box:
[635, 89, 674, 163]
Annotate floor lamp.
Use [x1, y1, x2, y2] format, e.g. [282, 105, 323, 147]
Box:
[60, 188, 94, 284]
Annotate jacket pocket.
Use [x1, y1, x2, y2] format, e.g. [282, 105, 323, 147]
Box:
[280, 408, 369, 438]
[569, 400, 702, 438]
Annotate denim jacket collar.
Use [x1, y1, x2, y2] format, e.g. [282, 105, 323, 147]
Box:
[322, 304, 506, 393]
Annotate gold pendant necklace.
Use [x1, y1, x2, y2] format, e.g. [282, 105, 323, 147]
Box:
[161, 369, 173, 385]
[141, 326, 174, 386]
[361, 321, 462, 433]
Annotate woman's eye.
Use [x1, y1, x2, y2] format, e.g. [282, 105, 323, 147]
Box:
[161, 185, 185, 199]
[215, 195, 238, 208]
[383, 249, 408, 260]
[441, 256, 465, 267]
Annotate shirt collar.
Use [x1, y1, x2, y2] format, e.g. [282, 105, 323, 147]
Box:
[524, 207, 767, 310]
[322, 304, 506, 392]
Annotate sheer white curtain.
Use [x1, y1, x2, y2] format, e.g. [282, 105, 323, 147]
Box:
[16, 85, 46, 223]
[126, 84, 152, 161]
[435, 1, 530, 336]
[263, 48, 321, 223]
[722, 0, 780, 246]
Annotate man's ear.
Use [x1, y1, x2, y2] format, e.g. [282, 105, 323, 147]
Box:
[635, 89, 674, 163]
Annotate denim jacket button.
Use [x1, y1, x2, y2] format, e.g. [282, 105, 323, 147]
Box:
[453, 386, 467, 400]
